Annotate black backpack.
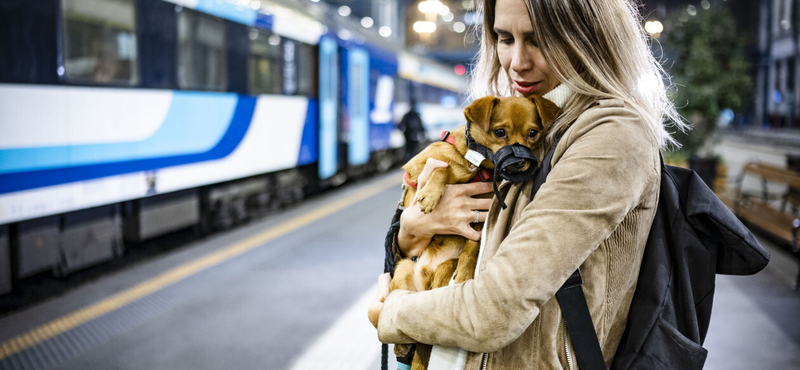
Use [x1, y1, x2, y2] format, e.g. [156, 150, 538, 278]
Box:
[529, 140, 772, 370]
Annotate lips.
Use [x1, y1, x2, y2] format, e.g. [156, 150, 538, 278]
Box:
[514, 80, 540, 95]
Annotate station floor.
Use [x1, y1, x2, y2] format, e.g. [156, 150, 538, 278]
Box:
[1, 140, 799, 370]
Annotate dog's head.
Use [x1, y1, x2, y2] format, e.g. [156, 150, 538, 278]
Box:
[463, 95, 560, 174]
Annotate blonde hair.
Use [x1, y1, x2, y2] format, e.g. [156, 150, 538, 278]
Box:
[469, 0, 686, 148]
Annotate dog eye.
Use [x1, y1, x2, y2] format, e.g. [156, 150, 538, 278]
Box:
[494, 129, 506, 138]
[528, 130, 538, 139]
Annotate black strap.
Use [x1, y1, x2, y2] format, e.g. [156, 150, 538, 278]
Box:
[381, 343, 388, 370]
[384, 205, 403, 277]
[534, 138, 607, 370]
[556, 270, 608, 370]
[464, 121, 495, 163]
[530, 137, 560, 199]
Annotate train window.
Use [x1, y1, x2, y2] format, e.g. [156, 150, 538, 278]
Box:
[295, 43, 318, 97]
[61, 0, 139, 85]
[177, 9, 227, 91]
[248, 29, 282, 95]
[282, 40, 297, 95]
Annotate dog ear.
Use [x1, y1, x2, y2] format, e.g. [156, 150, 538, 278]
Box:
[463, 96, 499, 131]
[528, 95, 561, 127]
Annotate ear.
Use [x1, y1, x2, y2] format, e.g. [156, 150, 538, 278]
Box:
[463, 96, 499, 132]
[528, 95, 562, 128]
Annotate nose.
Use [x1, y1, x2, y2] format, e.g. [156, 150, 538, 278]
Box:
[509, 43, 532, 75]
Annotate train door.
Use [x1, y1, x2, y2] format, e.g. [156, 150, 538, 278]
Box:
[346, 47, 370, 167]
[318, 36, 338, 180]
[366, 47, 398, 171]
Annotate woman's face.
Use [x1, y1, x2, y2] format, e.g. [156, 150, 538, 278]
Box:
[494, 0, 559, 96]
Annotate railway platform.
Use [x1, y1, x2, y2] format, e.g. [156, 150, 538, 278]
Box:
[0, 143, 799, 369]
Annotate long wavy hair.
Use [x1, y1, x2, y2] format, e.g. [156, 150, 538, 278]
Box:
[468, 0, 686, 148]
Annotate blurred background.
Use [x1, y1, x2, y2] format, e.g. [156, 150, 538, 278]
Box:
[0, 0, 798, 369]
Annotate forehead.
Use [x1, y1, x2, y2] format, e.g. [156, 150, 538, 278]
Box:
[494, 98, 538, 122]
[494, 0, 532, 32]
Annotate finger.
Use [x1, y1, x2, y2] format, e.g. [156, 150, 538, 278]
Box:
[460, 181, 494, 196]
[418, 158, 448, 190]
[469, 198, 494, 211]
[468, 210, 488, 224]
[462, 225, 482, 241]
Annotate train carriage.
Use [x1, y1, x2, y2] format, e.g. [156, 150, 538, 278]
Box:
[0, 0, 467, 295]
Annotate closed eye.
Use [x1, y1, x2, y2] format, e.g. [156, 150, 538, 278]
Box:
[494, 30, 513, 45]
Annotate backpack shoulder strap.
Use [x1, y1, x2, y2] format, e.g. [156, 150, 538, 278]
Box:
[530, 137, 607, 370]
[529, 137, 559, 199]
[557, 270, 607, 370]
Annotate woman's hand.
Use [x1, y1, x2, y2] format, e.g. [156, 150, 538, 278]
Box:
[398, 159, 493, 257]
[368, 273, 392, 329]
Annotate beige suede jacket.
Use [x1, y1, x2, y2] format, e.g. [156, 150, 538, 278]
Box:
[378, 98, 662, 369]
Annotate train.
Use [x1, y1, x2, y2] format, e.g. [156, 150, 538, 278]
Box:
[0, 0, 468, 295]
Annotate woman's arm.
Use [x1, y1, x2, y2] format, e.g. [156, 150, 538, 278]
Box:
[378, 113, 659, 352]
[396, 158, 493, 257]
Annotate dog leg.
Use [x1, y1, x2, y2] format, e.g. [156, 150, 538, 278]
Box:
[415, 168, 449, 214]
[390, 259, 418, 292]
[454, 239, 480, 283]
[431, 258, 459, 289]
[411, 343, 432, 370]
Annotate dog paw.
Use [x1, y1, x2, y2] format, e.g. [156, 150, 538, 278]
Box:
[416, 192, 440, 214]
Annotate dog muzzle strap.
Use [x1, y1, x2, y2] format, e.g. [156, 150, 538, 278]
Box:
[465, 122, 495, 164]
[494, 143, 538, 183]
[465, 122, 539, 210]
[491, 144, 539, 210]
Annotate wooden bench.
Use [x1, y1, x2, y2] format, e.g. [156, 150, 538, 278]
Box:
[725, 162, 800, 288]
[728, 162, 800, 253]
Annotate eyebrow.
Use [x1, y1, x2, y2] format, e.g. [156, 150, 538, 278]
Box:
[492, 27, 535, 37]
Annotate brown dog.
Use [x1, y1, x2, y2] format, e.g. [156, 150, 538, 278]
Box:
[390, 95, 560, 369]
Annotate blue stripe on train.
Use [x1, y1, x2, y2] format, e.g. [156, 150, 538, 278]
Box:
[0, 96, 258, 195]
[1, 91, 238, 174]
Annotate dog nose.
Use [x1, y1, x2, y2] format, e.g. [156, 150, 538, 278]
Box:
[506, 161, 529, 173]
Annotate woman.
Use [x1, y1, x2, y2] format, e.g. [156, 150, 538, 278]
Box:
[369, 0, 684, 368]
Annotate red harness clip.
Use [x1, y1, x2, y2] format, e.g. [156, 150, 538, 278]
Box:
[440, 130, 456, 146]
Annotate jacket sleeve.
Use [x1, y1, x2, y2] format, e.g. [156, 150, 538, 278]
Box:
[377, 107, 659, 352]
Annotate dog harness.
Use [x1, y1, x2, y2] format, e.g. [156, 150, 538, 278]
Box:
[402, 130, 493, 190]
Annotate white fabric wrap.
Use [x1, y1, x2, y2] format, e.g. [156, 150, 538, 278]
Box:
[426, 85, 572, 370]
